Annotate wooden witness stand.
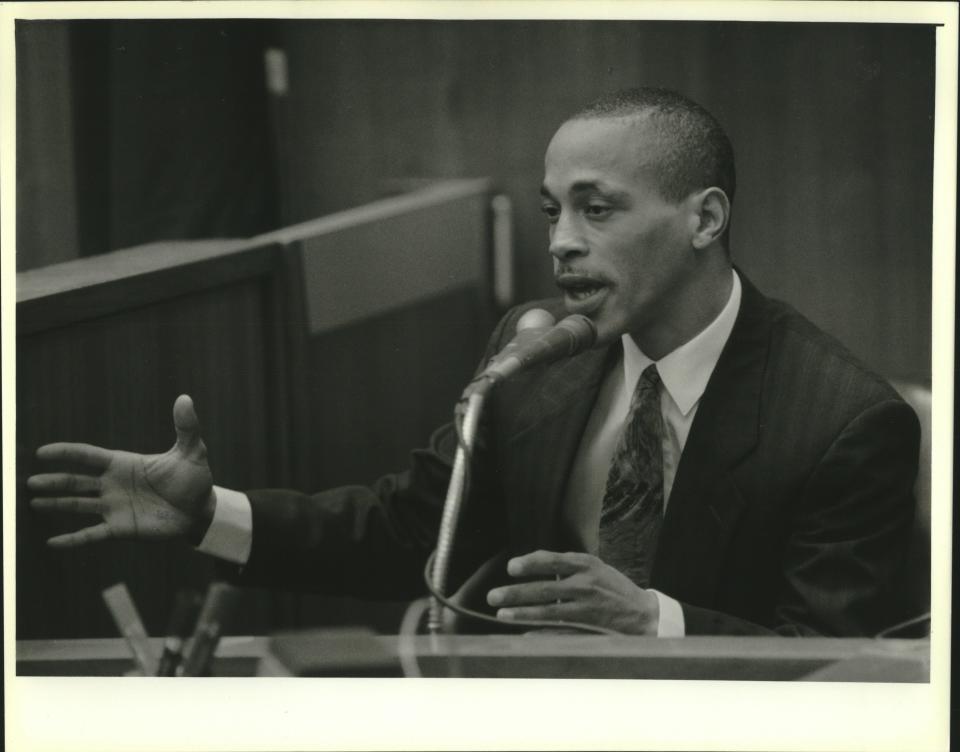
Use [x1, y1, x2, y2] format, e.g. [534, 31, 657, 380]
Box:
[16, 179, 498, 641]
[17, 632, 930, 681]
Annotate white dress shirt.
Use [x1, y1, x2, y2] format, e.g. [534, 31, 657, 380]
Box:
[562, 270, 742, 636]
[199, 270, 743, 636]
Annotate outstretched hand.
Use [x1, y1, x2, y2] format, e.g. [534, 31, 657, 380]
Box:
[28, 395, 216, 547]
[486, 550, 661, 635]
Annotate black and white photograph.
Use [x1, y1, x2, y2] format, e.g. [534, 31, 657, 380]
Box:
[3, 1, 954, 750]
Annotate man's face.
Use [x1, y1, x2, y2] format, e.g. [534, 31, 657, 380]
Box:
[541, 116, 696, 346]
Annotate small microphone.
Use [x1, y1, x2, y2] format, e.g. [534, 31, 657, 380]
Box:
[483, 308, 557, 366]
[101, 583, 158, 676]
[177, 582, 242, 677]
[480, 309, 597, 382]
[156, 589, 203, 677]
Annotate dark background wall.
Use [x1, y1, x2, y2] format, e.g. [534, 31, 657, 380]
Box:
[17, 20, 279, 262]
[18, 19, 934, 384]
[267, 21, 934, 384]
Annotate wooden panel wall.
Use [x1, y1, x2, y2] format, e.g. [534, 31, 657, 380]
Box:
[250, 183, 495, 631]
[15, 21, 80, 269]
[269, 21, 934, 383]
[16, 182, 495, 639]
[17, 275, 280, 638]
[16, 20, 279, 270]
[18, 20, 935, 380]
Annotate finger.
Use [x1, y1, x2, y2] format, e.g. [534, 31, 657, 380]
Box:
[487, 580, 564, 608]
[172, 394, 205, 457]
[47, 523, 113, 548]
[497, 603, 574, 623]
[36, 443, 112, 471]
[31, 497, 104, 515]
[27, 473, 101, 495]
[506, 550, 594, 578]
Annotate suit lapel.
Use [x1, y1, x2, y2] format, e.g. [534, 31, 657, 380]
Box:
[500, 344, 615, 551]
[652, 275, 773, 602]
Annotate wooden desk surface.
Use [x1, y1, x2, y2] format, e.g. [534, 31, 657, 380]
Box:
[17, 632, 929, 682]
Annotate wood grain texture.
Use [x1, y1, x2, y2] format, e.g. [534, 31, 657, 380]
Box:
[17, 239, 277, 335]
[16, 634, 929, 681]
[270, 182, 495, 493]
[15, 22, 81, 270]
[17, 21, 280, 267]
[269, 21, 933, 382]
[18, 20, 933, 381]
[17, 282, 275, 638]
[297, 193, 490, 334]
[264, 190, 494, 631]
[17, 182, 496, 638]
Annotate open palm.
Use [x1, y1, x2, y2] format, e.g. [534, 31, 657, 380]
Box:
[28, 395, 215, 547]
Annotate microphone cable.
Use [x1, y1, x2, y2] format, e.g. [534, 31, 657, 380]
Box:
[422, 551, 619, 637]
[873, 611, 931, 639]
[397, 597, 430, 677]
[444, 380, 617, 636]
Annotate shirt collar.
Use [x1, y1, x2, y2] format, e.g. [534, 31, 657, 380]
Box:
[622, 270, 742, 416]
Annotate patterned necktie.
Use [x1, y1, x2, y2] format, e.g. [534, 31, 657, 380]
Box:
[598, 363, 664, 588]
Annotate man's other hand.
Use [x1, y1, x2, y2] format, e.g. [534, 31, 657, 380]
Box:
[486, 550, 660, 635]
[28, 395, 215, 547]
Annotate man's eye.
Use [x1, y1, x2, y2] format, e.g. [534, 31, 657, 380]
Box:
[540, 204, 560, 223]
[585, 204, 612, 218]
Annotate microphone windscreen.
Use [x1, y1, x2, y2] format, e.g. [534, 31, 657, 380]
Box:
[555, 314, 598, 353]
[516, 308, 556, 332]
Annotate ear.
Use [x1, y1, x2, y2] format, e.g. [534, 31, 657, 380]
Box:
[689, 188, 730, 250]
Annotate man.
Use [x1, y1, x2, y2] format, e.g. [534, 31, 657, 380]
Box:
[28, 87, 920, 637]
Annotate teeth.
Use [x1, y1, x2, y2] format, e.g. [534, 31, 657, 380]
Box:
[567, 284, 602, 301]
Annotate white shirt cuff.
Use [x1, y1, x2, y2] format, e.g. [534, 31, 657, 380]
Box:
[650, 589, 685, 637]
[195, 486, 253, 565]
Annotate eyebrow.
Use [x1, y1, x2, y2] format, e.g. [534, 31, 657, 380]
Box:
[540, 181, 629, 200]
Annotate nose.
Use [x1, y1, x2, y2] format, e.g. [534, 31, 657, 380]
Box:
[548, 213, 587, 263]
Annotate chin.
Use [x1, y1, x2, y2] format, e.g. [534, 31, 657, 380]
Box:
[587, 317, 626, 347]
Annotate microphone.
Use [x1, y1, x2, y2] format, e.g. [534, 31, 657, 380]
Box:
[101, 582, 158, 676]
[480, 309, 598, 382]
[177, 582, 242, 677]
[434, 308, 596, 634]
[156, 589, 203, 677]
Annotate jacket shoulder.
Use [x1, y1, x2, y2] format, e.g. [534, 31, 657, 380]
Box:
[761, 295, 909, 422]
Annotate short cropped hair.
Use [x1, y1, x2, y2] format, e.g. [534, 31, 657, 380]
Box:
[570, 87, 737, 210]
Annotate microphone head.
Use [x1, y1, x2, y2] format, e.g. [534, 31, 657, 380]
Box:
[516, 308, 556, 332]
[556, 314, 598, 353]
[475, 310, 599, 386]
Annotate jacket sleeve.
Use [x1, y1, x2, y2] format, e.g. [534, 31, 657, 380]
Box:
[229, 307, 527, 599]
[681, 398, 920, 636]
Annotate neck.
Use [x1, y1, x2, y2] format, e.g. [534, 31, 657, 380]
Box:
[630, 262, 733, 360]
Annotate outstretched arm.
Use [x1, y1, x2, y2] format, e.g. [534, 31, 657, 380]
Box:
[28, 395, 216, 546]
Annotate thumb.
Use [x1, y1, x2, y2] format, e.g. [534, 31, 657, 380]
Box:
[172, 394, 205, 457]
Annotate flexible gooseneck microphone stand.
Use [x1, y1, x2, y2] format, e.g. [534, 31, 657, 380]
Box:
[426, 312, 597, 635]
[427, 384, 490, 635]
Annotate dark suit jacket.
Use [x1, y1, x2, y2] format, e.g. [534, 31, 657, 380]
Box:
[239, 274, 919, 637]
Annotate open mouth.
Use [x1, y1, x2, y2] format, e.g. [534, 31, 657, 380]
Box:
[557, 275, 605, 298]
[556, 275, 608, 311]
[566, 283, 604, 301]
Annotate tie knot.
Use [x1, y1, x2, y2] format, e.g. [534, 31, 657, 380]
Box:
[641, 363, 661, 388]
[626, 363, 661, 410]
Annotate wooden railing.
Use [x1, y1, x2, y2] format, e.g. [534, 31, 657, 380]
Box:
[16, 179, 497, 639]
